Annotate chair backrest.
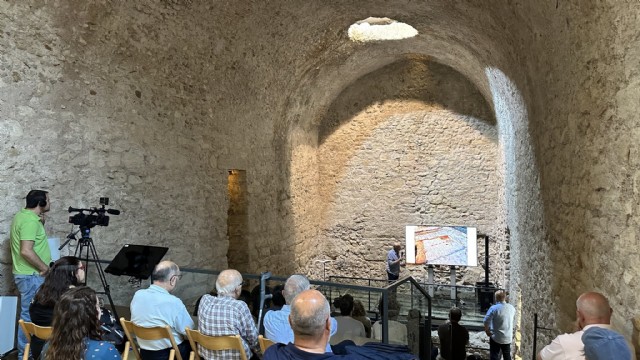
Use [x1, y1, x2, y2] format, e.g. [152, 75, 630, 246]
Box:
[120, 318, 181, 360]
[258, 335, 275, 353]
[185, 328, 247, 360]
[19, 320, 54, 360]
[18, 319, 53, 342]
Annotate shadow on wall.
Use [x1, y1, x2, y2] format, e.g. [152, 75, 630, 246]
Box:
[318, 54, 496, 144]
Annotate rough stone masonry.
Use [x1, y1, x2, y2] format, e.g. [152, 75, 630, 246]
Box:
[1, 2, 639, 359]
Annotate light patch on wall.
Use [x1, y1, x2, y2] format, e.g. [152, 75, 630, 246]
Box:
[348, 17, 418, 42]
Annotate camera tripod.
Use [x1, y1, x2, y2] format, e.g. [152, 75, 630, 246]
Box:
[59, 226, 119, 320]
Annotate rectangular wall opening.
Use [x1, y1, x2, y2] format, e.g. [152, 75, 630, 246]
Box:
[227, 169, 248, 272]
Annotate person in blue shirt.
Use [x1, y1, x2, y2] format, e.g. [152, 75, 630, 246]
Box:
[483, 290, 516, 360]
[385, 243, 403, 281]
[264, 289, 352, 360]
[264, 275, 338, 353]
[41, 286, 121, 360]
[130, 261, 194, 360]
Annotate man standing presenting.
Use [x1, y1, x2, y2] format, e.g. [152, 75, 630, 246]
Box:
[11, 190, 52, 359]
[386, 242, 403, 282]
[198, 269, 259, 359]
[130, 261, 194, 360]
[483, 290, 516, 360]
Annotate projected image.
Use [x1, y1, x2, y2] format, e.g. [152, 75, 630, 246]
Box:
[405, 226, 477, 266]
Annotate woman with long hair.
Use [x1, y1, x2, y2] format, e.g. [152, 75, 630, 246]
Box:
[351, 300, 372, 338]
[42, 286, 120, 360]
[29, 256, 85, 359]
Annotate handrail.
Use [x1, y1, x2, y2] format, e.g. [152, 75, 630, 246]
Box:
[98, 262, 433, 350]
[531, 313, 553, 360]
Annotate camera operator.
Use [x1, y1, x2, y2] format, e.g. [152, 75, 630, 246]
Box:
[11, 189, 53, 359]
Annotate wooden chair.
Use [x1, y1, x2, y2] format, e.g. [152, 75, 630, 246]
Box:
[120, 317, 180, 360]
[258, 335, 275, 353]
[18, 319, 53, 360]
[122, 341, 130, 360]
[185, 328, 247, 360]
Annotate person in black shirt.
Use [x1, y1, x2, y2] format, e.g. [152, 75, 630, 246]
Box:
[29, 256, 86, 359]
[437, 307, 469, 360]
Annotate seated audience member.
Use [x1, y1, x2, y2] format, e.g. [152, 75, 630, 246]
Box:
[264, 274, 337, 353]
[372, 298, 407, 345]
[251, 284, 272, 320]
[29, 256, 86, 359]
[264, 289, 356, 360]
[351, 300, 372, 338]
[270, 284, 286, 310]
[198, 269, 259, 359]
[331, 294, 366, 345]
[581, 327, 632, 360]
[437, 307, 469, 360]
[193, 289, 216, 316]
[537, 291, 634, 360]
[41, 286, 121, 360]
[259, 284, 285, 335]
[131, 261, 193, 360]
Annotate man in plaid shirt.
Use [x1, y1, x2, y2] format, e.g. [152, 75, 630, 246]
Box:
[198, 269, 259, 359]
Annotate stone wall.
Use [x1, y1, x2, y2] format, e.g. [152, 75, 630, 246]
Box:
[0, 1, 282, 301]
[2, 2, 640, 358]
[289, 57, 506, 286]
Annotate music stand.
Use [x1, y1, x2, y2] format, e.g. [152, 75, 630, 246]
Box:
[105, 244, 169, 280]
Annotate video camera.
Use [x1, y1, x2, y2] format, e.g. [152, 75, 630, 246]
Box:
[69, 197, 120, 229]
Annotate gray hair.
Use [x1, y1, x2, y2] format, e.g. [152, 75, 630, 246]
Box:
[216, 269, 243, 296]
[290, 290, 330, 337]
[284, 274, 310, 304]
[151, 261, 179, 283]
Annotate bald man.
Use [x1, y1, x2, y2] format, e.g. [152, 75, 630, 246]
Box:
[264, 289, 354, 360]
[537, 292, 628, 360]
[264, 274, 337, 353]
[131, 260, 194, 360]
[198, 269, 259, 359]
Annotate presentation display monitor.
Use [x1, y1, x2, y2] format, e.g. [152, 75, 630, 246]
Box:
[105, 244, 169, 279]
[405, 225, 477, 266]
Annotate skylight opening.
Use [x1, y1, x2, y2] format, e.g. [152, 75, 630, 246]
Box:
[348, 17, 418, 43]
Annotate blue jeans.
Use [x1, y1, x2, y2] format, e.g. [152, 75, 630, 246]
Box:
[14, 274, 45, 359]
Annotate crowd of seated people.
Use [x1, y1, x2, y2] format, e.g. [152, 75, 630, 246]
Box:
[22, 261, 634, 360]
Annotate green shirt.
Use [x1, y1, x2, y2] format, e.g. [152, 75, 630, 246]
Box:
[11, 209, 51, 275]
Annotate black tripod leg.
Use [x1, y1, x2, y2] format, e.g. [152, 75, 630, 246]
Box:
[86, 239, 119, 320]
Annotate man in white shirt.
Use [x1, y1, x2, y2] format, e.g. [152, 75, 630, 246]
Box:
[537, 291, 627, 360]
[130, 261, 194, 360]
[330, 294, 365, 345]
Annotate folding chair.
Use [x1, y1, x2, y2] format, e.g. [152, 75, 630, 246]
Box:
[258, 335, 275, 353]
[18, 319, 53, 360]
[120, 317, 180, 360]
[185, 328, 247, 360]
